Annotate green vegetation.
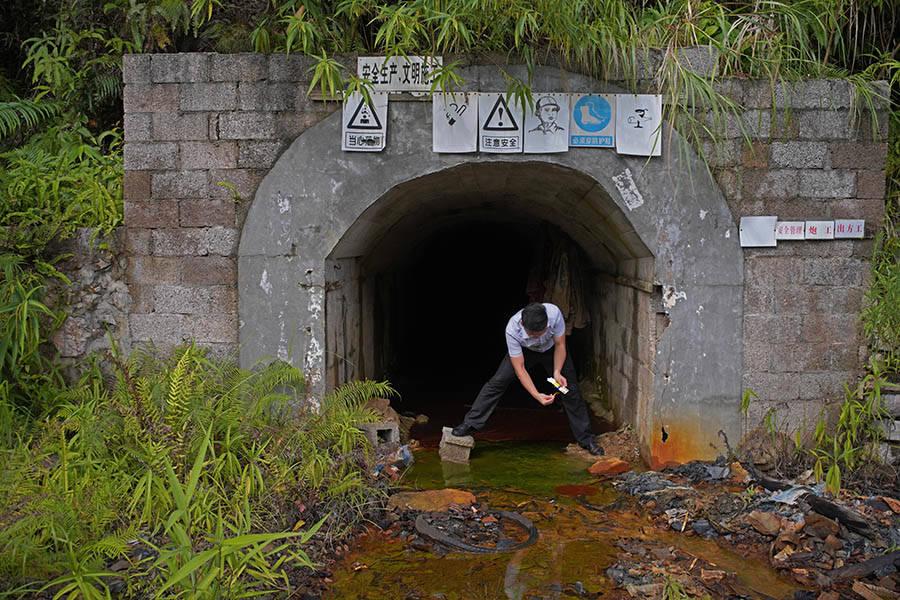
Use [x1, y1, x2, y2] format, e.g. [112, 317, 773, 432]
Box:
[0, 344, 391, 596]
[0, 0, 897, 592]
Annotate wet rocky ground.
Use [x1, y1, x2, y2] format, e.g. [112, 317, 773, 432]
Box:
[318, 428, 899, 600]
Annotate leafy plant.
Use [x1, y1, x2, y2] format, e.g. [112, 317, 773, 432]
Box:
[811, 359, 892, 494]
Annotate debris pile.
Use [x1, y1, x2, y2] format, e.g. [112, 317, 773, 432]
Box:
[606, 461, 900, 598]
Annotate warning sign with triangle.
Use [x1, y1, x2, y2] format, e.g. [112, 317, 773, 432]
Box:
[477, 93, 523, 154]
[347, 96, 382, 130]
[342, 91, 388, 152]
[482, 94, 519, 131]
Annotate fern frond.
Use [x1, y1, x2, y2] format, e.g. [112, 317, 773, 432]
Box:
[0, 97, 61, 139]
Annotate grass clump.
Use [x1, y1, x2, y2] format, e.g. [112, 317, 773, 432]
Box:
[0, 344, 393, 597]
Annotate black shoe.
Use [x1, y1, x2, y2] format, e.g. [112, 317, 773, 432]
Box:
[581, 441, 605, 456]
[451, 423, 476, 437]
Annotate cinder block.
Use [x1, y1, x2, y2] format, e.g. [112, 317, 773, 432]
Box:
[208, 168, 265, 199]
[180, 141, 238, 169]
[181, 256, 236, 285]
[124, 113, 152, 141]
[268, 54, 317, 81]
[218, 112, 276, 140]
[146, 284, 236, 314]
[210, 53, 267, 82]
[124, 142, 179, 170]
[797, 110, 854, 140]
[359, 421, 400, 447]
[741, 169, 798, 200]
[798, 169, 855, 198]
[180, 82, 237, 111]
[123, 54, 151, 84]
[151, 170, 208, 199]
[152, 113, 210, 141]
[439, 426, 475, 464]
[238, 141, 285, 168]
[238, 82, 297, 111]
[123, 171, 151, 202]
[124, 228, 152, 255]
[151, 53, 209, 83]
[770, 141, 827, 169]
[829, 142, 887, 169]
[856, 170, 886, 199]
[124, 84, 178, 113]
[125, 199, 179, 228]
[189, 313, 238, 343]
[128, 256, 182, 285]
[179, 199, 236, 227]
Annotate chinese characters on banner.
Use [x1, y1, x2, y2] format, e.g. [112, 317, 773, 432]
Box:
[357, 56, 442, 92]
[478, 93, 524, 153]
[742, 218, 866, 247]
[341, 92, 388, 152]
[569, 94, 615, 147]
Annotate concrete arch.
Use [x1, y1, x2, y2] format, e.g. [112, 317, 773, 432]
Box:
[238, 66, 743, 466]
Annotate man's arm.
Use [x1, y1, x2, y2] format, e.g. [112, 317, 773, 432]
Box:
[510, 354, 555, 405]
[552, 335, 567, 388]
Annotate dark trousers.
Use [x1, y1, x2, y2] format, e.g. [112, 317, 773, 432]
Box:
[462, 348, 594, 446]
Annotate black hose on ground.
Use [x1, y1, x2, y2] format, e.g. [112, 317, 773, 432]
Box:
[414, 510, 539, 553]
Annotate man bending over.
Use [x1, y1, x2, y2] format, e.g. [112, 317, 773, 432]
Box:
[452, 302, 603, 455]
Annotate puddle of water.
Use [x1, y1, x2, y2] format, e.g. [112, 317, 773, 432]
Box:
[326, 443, 800, 600]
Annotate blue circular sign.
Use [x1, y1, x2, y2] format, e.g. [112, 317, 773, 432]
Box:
[573, 95, 611, 132]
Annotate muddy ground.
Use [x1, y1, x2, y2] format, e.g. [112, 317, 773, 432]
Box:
[309, 426, 899, 600]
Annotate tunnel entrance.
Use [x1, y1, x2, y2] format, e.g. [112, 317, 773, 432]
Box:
[363, 219, 602, 441]
[323, 162, 658, 444]
[240, 83, 746, 464]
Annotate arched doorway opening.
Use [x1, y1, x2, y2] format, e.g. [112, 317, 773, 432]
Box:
[324, 162, 656, 442]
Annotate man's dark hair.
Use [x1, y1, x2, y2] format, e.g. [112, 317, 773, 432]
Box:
[522, 303, 548, 332]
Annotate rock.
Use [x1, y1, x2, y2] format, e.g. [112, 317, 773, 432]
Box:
[700, 569, 727, 583]
[387, 489, 476, 512]
[366, 397, 400, 423]
[803, 512, 839, 539]
[823, 534, 843, 552]
[439, 427, 475, 464]
[852, 581, 900, 600]
[747, 510, 782, 536]
[691, 519, 717, 538]
[880, 496, 900, 514]
[587, 457, 631, 477]
[729, 462, 750, 483]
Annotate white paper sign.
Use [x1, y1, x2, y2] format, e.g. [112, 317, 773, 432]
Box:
[569, 94, 615, 147]
[615, 94, 663, 156]
[342, 92, 387, 152]
[432, 93, 477, 153]
[740, 216, 777, 247]
[834, 219, 865, 238]
[523, 93, 569, 153]
[775, 221, 805, 240]
[805, 221, 835, 240]
[478, 93, 523, 153]
[357, 56, 442, 92]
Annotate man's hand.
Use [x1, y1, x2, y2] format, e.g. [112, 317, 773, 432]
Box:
[553, 371, 568, 389]
[535, 393, 557, 406]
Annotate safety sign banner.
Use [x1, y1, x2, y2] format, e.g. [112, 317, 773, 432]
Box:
[523, 93, 569, 153]
[432, 92, 478, 153]
[478, 93, 523, 153]
[342, 91, 388, 152]
[357, 56, 442, 92]
[615, 94, 663, 156]
[569, 94, 615, 148]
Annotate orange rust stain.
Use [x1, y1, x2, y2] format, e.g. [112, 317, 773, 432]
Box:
[647, 418, 721, 470]
[554, 484, 599, 497]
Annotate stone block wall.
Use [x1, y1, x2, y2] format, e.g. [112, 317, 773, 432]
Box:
[122, 53, 338, 357]
[119, 52, 890, 429]
[699, 80, 890, 431]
